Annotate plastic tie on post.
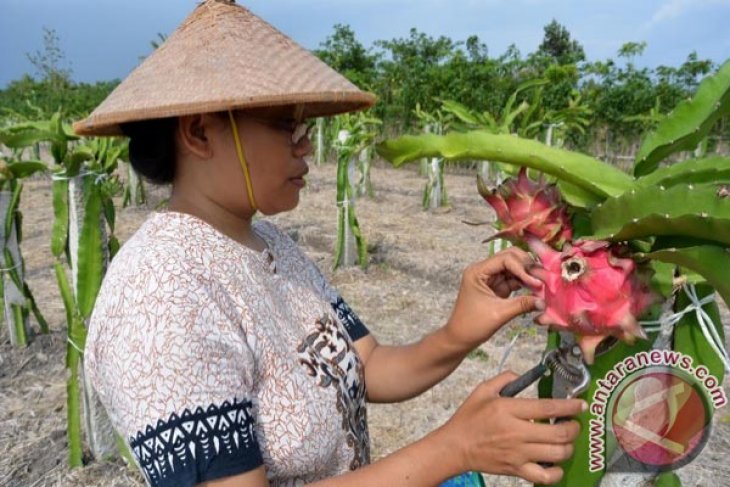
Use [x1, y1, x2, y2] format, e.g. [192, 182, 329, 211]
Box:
[0, 261, 23, 273]
[640, 284, 730, 373]
[51, 170, 107, 183]
[67, 336, 84, 354]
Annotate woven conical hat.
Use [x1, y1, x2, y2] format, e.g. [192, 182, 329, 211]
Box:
[73, 0, 376, 136]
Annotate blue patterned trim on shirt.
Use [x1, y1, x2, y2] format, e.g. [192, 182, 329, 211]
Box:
[130, 398, 262, 487]
[331, 295, 369, 342]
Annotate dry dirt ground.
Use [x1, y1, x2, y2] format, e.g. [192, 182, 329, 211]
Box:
[1, 161, 729, 486]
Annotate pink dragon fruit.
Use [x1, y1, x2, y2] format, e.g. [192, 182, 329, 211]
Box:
[478, 167, 572, 249]
[527, 238, 656, 364]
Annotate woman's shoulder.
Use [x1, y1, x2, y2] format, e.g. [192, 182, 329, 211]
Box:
[87, 212, 244, 370]
[114, 211, 231, 272]
[97, 212, 221, 307]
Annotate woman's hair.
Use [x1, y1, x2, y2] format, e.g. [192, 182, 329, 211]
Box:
[121, 109, 304, 185]
[121, 117, 178, 185]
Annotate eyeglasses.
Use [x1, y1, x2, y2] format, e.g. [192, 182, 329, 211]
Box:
[249, 116, 313, 145]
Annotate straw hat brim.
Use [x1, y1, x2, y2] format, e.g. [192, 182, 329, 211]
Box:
[73, 92, 376, 136]
[73, 0, 377, 137]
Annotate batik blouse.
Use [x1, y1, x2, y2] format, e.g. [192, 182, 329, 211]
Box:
[84, 211, 371, 486]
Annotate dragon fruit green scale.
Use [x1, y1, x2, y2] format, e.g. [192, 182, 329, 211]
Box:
[478, 167, 572, 249]
[527, 237, 656, 364]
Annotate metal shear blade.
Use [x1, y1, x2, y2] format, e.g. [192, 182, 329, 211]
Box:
[499, 334, 590, 399]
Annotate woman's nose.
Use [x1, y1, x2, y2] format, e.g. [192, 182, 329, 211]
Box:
[292, 134, 313, 158]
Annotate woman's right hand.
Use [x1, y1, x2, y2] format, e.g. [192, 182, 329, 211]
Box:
[439, 371, 586, 485]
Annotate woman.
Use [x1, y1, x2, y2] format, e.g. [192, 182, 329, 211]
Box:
[77, 2, 586, 486]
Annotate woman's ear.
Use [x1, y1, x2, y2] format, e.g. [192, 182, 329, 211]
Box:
[177, 114, 220, 159]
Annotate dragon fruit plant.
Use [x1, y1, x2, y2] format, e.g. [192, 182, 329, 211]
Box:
[413, 104, 452, 209]
[0, 126, 50, 347]
[0, 112, 128, 467]
[354, 114, 382, 199]
[377, 59, 730, 486]
[332, 112, 375, 269]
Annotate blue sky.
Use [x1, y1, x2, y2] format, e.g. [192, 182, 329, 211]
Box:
[1, 0, 729, 88]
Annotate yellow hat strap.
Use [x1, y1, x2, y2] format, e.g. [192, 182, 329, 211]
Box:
[228, 110, 258, 213]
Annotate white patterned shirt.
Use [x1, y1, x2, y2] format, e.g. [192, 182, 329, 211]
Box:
[84, 211, 370, 486]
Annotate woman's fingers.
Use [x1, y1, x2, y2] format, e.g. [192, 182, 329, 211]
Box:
[478, 371, 522, 398]
[489, 272, 535, 298]
[476, 248, 543, 289]
[508, 277, 524, 291]
[522, 442, 575, 464]
[511, 398, 587, 421]
[495, 295, 544, 322]
[517, 463, 565, 485]
[452, 379, 582, 483]
[527, 265, 548, 283]
[516, 419, 581, 444]
[475, 247, 532, 274]
[488, 274, 513, 297]
[501, 252, 544, 290]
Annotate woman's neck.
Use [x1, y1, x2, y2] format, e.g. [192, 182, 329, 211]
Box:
[167, 189, 267, 252]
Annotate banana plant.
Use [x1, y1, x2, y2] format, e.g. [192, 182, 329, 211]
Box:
[0, 135, 49, 347]
[332, 113, 369, 269]
[413, 104, 452, 209]
[378, 59, 730, 487]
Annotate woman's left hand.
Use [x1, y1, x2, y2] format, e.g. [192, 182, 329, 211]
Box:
[444, 247, 545, 352]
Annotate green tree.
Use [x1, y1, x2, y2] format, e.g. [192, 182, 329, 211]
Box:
[617, 41, 647, 64]
[677, 51, 715, 91]
[581, 45, 658, 140]
[537, 20, 585, 65]
[315, 24, 378, 91]
[373, 28, 457, 127]
[465, 35, 488, 63]
[525, 22, 585, 114]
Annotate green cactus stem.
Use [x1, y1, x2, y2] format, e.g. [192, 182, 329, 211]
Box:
[122, 162, 146, 207]
[634, 156, 730, 189]
[590, 184, 730, 246]
[315, 118, 326, 166]
[67, 174, 116, 460]
[634, 60, 730, 177]
[376, 131, 633, 201]
[0, 187, 29, 346]
[356, 146, 375, 199]
[641, 245, 730, 309]
[334, 141, 367, 269]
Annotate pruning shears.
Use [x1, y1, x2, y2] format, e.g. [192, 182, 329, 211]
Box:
[499, 336, 591, 400]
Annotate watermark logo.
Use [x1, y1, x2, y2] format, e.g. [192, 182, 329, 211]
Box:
[588, 350, 726, 473]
